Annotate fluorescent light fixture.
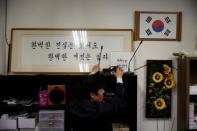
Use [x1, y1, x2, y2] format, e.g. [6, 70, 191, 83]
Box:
[78, 63, 90, 72]
[72, 30, 88, 48]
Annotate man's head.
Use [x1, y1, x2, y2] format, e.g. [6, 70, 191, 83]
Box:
[84, 74, 105, 103]
[90, 87, 105, 103]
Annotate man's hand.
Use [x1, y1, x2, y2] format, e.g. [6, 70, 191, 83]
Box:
[113, 67, 124, 78]
[91, 64, 100, 73]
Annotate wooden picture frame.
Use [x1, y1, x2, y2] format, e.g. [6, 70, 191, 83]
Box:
[134, 11, 182, 41]
[8, 28, 133, 74]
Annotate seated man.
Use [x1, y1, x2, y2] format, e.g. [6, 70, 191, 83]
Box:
[67, 64, 124, 131]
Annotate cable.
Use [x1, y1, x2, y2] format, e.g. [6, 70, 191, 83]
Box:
[170, 117, 175, 131]
[134, 64, 147, 71]
[128, 40, 143, 72]
[157, 118, 159, 131]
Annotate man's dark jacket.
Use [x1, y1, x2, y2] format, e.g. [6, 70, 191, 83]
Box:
[67, 82, 124, 131]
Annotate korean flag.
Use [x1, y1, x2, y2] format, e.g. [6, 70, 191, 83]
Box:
[139, 13, 178, 39]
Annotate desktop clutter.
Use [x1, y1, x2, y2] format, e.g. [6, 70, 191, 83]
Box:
[0, 110, 65, 131]
[0, 98, 37, 130]
[0, 95, 65, 131]
[0, 111, 38, 131]
[0, 92, 65, 131]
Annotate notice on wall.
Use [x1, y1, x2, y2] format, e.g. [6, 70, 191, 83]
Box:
[110, 52, 134, 72]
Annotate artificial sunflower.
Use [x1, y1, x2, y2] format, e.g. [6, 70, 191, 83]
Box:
[152, 72, 163, 83]
[164, 77, 175, 89]
[163, 64, 171, 75]
[167, 72, 173, 79]
[153, 98, 166, 110]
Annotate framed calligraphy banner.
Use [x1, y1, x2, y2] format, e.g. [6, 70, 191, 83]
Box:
[134, 11, 182, 41]
[8, 28, 133, 74]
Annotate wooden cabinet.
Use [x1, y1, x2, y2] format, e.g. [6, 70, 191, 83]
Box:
[177, 57, 197, 130]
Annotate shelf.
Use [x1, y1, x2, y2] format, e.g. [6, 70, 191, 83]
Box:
[0, 104, 65, 113]
[189, 59, 197, 85]
[190, 95, 197, 103]
[177, 57, 197, 131]
[39, 104, 65, 110]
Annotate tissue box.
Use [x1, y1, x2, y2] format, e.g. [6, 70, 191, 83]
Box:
[18, 115, 38, 128]
[0, 119, 17, 129]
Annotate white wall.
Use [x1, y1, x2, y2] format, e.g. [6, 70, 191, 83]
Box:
[0, 0, 6, 74]
[1, 0, 197, 131]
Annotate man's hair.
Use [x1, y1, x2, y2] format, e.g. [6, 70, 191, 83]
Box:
[82, 73, 105, 99]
